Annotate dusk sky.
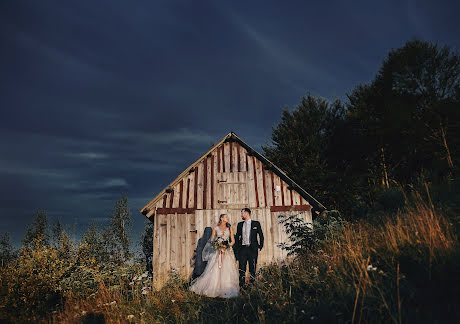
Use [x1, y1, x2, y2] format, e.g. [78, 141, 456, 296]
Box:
[1, 0, 459, 251]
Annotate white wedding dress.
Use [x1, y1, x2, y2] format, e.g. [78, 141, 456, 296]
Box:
[189, 226, 240, 298]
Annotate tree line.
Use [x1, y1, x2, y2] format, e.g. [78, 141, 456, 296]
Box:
[0, 193, 154, 274]
[262, 39, 459, 219]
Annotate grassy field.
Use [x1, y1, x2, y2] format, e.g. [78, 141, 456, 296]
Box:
[1, 191, 459, 323]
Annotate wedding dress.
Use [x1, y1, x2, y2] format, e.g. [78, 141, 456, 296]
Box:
[189, 226, 240, 298]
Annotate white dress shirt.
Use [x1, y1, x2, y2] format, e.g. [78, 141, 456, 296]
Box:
[242, 219, 252, 246]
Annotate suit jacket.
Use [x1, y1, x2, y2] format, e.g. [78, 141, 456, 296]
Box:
[234, 219, 264, 256]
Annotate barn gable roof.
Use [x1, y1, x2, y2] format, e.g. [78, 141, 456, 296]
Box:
[140, 132, 326, 217]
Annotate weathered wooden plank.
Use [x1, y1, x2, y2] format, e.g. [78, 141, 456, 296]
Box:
[211, 154, 215, 208]
[293, 191, 300, 206]
[255, 159, 265, 207]
[224, 142, 230, 174]
[280, 180, 285, 206]
[170, 213, 177, 271]
[261, 166, 267, 207]
[242, 172, 249, 205]
[179, 214, 187, 276]
[188, 213, 197, 277]
[264, 207, 274, 263]
[195, 210, 204, 246]
[300, 194, 305, 205]
[252, 157, 260, 207]
[283, 181, 290, 206]
[264, 169, 273, 207]
[188, 174, 194, 209]
[156, 207, 195, 214]
[273, 174, 282, 206]
[222, 144, 226, 172]
[163, 195, 167, 208]
[185, 213, 190, 277]
[217, 146, 221, 173]
[186, 178, 190, 208]
[245, 151, 249, 172]
[152, 214, 160, 286]
[197, 162, 203, 210]
[179, 180, 184, 208]
[206, 209, 212, 231]
[203, 158, 208, 209]
[247, 155, 255, 207]
[229, 141, 233, 172]
[169, 189, 175, 209]
[270, 211, 281, 261]
[237, 142, 241, 172]
[194, 165, 199, 209]
[173, 184, 180, 208]
[165, 213, 171, 274]
[270, 205, 311, 212]
[158, 214, 168, 285]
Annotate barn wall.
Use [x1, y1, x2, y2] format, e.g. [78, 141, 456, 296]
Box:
[152, 141, 313, 288]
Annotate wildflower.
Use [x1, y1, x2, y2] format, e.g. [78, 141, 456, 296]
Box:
[140, 312, 146, 316]
[82, 310, 87, 315]
[127, 315, 134, 320]
[171, 299, 176, 303]
[328, 265, 332, 270]
[110, 301, 116, 305]
[367, 265, 377, 272]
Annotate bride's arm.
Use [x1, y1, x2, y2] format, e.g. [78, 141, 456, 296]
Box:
[229, 226, 235, 246]
[210, 227, 216, 242]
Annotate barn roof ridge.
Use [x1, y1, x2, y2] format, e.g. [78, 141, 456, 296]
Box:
[140, 132, 326, 217]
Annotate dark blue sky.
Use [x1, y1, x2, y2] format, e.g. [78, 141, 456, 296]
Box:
[1, 0, 459, 251]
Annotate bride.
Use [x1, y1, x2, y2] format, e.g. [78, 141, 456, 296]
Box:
[189, 214, 240, 298]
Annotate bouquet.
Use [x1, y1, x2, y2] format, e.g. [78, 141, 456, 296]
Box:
[211, 237, 230, 251]
[211, 237, 230, 269]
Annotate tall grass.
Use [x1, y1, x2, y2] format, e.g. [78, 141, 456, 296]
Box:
[1, 192, 458, 323]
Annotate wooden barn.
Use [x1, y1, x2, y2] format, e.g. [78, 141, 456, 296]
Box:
[140, 132, 326, 288]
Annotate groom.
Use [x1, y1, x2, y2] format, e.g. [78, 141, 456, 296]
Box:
[235, 208, 264, 287]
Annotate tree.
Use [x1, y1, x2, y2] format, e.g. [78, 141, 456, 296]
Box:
[52, 219, 63, 244]
[22, 209, 50, 249]
[346, 39, 460, 192]
[262, 93, 350, 211]
[0, 232, 16, 267]
[105, 193, 132, 263]
[140, 220, 154, 274]
[81, 223, 107, 264]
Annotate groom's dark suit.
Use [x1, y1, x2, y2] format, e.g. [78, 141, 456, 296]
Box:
[234, 219, 264, 286]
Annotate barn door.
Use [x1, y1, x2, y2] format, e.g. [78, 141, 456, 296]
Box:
[216, 172, 248, 209]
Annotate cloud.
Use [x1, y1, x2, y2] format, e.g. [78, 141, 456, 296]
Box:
[108, 127, 215, 147]
[67, 152, 109, 160]
[64, 177, 128, 191]
[0, 163, 71, 179]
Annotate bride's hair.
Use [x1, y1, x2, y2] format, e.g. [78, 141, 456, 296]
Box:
[217, 213, 227, 226]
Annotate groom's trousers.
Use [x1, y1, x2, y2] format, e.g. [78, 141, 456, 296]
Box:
[238, 246, 258, 286]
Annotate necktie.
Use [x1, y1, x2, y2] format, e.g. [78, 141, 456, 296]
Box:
[243, 220, 250, 245]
